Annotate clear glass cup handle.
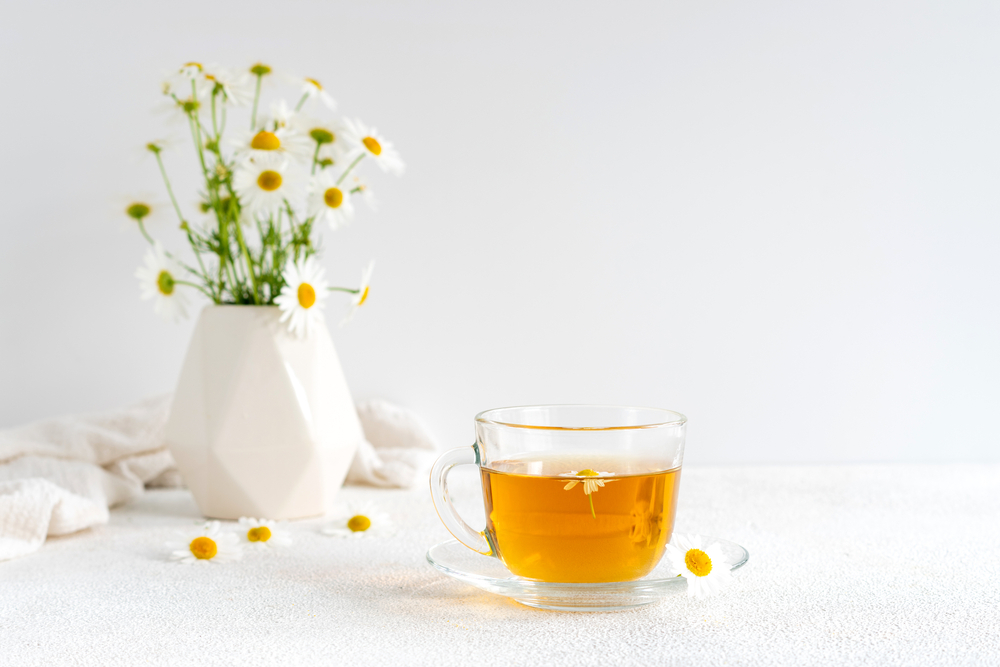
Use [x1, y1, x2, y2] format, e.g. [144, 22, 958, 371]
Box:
[429, 446, 492, 555]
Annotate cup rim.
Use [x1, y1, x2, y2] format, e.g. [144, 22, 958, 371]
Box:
[474, 404, 687, 431]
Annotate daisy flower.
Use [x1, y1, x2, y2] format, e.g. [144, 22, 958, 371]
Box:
[298, 77, 337, 110]
[322, 501, 393, 538]
[349, 177, 377, 210]
[275, 256, 329, 338]
[163, 61, 211, 99]
[560, 469, 616, 495]
[231, 125, 311, 163]
[238, 517, 292, 548]
[665, 534, 734, 599]
[294, 116, 347, 164]
[168, 521, 242, 564]
[268, 99, 296, 129]
[232, 152, 303, 218]
[203, 65, 255, 106]
[308, 170, 355, 230]
[560, 469, 618, 518]
[340, 260, 374, 326]
[136, 242, 189, 322]
[342, 118, 405, 175]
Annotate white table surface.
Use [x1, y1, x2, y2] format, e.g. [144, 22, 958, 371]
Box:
[2, 464, 999, 666]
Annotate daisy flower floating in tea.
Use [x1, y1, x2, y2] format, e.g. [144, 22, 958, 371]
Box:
[238, 517, 293, 548]
[168, 521, 243, 564]
[665, 534, 734, 599]
[322, 501, 394, 538]
[560, 469, 617, 518]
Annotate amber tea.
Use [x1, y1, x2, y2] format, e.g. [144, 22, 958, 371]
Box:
[481, 454, 681, 583]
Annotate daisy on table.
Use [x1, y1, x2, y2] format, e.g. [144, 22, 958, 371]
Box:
[341, 118, 404, 176]
[238, 517, 292, 548]
[275, 256, 329, 338]
[665, 534, 734, 599]
[135, 242, 189, 322]
[168, 521, 242, 564]
[232, 152, 304, 218]
[322, 501, 393, 538]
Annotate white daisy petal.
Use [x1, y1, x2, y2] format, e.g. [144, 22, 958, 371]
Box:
[321, 501, 394, 538]
[168, 521, 243, 564]
[238, 517, 293, 548]
[135, 242, 190, 322]
[342, 118, 404, 176]
[340, 261, 375, 326]
[666, 533, 735, 598]
[307, 170, 355, 230]
[275, 256, 329, 338]
[232, 152, 304, 218]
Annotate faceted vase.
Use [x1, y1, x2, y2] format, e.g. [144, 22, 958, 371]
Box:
[164, 305, 363, 520]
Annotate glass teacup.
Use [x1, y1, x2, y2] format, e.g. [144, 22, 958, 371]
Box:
[430, 405, 687, 583]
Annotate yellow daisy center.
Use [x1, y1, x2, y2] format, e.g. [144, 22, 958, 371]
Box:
[305, 77, 323, 90]
[247, 526, 272, 543]
[578, 469, 599, 477]
[257, 170, 283, 191]
[156, 270, 175, 296]
[357, 285, 370, 306]
[685, 548, 713, 577]
[189, 536, 217, 560]
[297, 283, 316, 309]
[347, 515, 371, 532]
[250, 63, 272, 76]
[324, 187, 344, 209]
[126, 203, 150, 220]
[362, 136, 382, 156]
[251, 131, 281, 151]
[183, 61, 203, 71]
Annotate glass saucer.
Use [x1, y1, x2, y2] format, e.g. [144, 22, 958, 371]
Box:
[426, 535, 749, 612]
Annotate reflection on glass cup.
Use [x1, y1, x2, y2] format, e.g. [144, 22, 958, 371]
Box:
[430, 405, 687, 583]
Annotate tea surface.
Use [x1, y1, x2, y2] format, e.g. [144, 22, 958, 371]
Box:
[481, 455, 681, 583]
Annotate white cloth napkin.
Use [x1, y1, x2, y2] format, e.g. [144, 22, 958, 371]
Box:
[0, 395, 438, 561]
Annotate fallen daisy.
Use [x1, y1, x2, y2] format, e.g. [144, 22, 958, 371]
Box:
[322, 501, 394, 538]
[665, 533, 734, 598]
[238, 517, 292, 548]
[168, 521, 242, 564]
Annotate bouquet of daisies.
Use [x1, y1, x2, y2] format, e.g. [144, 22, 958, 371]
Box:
[128, 62, 402, 337]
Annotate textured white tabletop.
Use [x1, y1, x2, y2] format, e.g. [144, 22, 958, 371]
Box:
[2, 464, 999, 666]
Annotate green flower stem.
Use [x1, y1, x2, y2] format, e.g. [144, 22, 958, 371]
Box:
[226, 194, 259, 304]
[152, 150, 215, 299]
[327, 286, 360, 293]
[174, 279, 214, 299]
[588, 494, 596, 519]
[210, 89, 219, 137]
[250, 74, 263, 129]
[219, 101, 227, 137]
[153, 152, 184, 224]
[136, 219, 156, 246]
[336, 154, 365, 186]
[294, 92, 309, 113]
[310, 142, 321, 175]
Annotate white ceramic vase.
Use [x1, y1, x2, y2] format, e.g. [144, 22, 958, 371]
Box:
[165, 305, 363, 520]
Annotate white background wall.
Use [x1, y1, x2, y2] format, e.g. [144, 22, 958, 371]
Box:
[1, 1, 997, 464]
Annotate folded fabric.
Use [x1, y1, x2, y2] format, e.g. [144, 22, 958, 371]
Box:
[0, 395, 438, 561]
